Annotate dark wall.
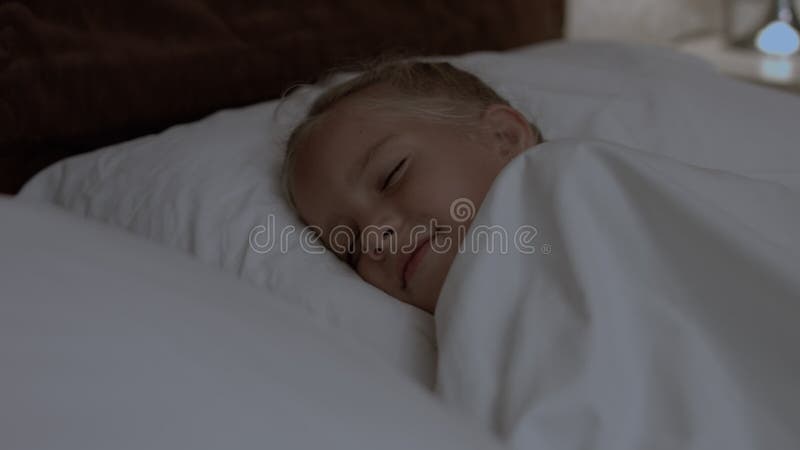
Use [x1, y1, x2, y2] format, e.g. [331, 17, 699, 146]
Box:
[0, 0, 564, 194]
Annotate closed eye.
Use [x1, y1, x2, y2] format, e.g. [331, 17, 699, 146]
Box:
[381, 158, 407, 191]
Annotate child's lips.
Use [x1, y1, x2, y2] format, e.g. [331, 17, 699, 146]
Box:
[402, 237, 430, 289]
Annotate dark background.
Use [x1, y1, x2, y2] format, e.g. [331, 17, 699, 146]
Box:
[0, 0, 563, 194]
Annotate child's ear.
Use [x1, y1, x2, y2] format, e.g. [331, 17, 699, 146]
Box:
[480, 104, 537, 161]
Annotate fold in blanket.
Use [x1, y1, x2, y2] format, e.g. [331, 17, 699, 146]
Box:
[435, 139, 800, 450]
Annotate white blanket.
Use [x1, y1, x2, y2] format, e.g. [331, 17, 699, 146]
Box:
[435, 139, 800, 450]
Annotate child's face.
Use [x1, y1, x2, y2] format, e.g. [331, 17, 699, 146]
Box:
[290, 85, 534, 313]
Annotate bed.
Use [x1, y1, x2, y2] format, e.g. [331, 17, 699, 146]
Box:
[2, 1, 561, 448]
[4, 1, 800, 449]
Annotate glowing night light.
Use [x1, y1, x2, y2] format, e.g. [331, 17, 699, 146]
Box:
[755, 20, 800, 56]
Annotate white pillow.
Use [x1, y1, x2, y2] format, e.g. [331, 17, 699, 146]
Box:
[1, 197, 503, 450]
[18, 93, 437, 387]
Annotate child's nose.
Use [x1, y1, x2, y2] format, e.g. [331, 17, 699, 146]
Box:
[365, 227, 395, 261]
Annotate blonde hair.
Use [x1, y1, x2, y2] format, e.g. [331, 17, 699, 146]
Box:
[280, 59, 540, 209]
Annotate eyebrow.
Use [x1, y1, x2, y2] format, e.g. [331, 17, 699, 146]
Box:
[346, 133, 398, 186]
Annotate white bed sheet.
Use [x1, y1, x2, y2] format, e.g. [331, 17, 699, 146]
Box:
[0, 197, 504, 450]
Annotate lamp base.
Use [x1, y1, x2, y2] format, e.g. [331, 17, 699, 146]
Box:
[678, 34, 800, 93]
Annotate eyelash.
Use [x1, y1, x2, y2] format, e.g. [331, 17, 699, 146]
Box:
[380, 158, 407, 191]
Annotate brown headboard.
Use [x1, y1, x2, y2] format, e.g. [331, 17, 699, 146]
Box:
[0, 0, 564, 194]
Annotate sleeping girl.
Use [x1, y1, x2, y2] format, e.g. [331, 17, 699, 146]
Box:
[281, 57, 800, 450]
[280, 60, 542, 314]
